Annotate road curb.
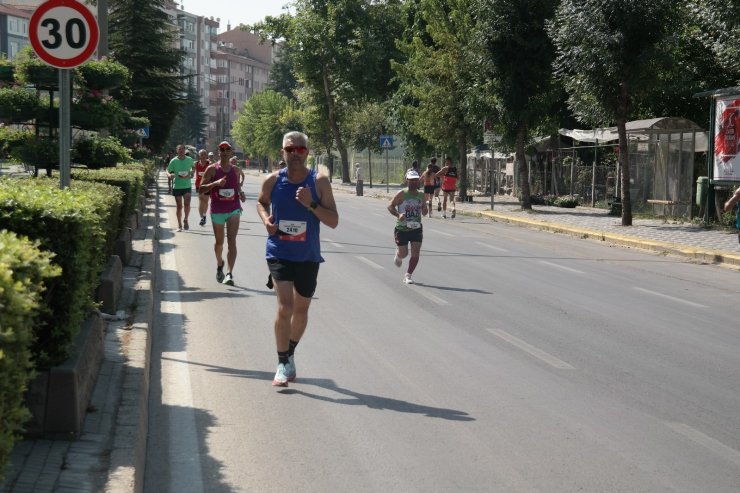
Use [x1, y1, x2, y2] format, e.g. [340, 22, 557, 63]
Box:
[476, 210, 740, 269]
[103, 184, 157, 493]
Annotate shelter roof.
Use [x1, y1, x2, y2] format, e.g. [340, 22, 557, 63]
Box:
[559, 117, 703, 143]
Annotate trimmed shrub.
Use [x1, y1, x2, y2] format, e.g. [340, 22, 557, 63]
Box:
[0, 87, 42, 123]
[553, 195, 579, 208]
[76, 58, 129, 91]
[120, 159, 157, 187]
[0, 128, 33, 160]
[0, 178, 122, 368]
[72, 166, 143, 235]
[0, 231, 60, 479]
[72, 136, 132, 169]
[9, 134, 58, 170]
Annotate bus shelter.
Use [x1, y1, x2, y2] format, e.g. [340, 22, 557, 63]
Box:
[554, 117, 707, 217]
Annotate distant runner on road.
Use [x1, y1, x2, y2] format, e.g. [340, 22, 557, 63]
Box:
[436, 157, 458, 219]
[388, 169, 428, 284]
[167, 144, 195, 231]
[199, 141, 246, 286]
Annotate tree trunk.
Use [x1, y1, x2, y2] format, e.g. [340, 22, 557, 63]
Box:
[616, 83, 632, 226]
[458, 133, 468, 201]
[322, 69, 350, 183]
[368, 149, 373, 188]
[516, 123, 532, 210]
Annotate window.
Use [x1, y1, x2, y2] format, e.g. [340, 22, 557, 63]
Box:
[9, 42, 20, 59]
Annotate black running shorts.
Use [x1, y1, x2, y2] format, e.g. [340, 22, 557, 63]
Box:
[267, 258, 320, 298]
[394, 227, 423, 246]
[172, 187, 191, 197]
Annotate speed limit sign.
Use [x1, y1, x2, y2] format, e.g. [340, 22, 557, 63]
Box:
[29, 0, 99, 68]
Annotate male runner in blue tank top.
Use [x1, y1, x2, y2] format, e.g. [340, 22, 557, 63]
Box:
[256, 131, 339, 387]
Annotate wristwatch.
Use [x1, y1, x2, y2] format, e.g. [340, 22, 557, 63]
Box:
[308, 201, 318, 212]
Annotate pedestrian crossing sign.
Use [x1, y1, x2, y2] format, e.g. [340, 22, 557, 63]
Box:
[380, 135, 394, 149]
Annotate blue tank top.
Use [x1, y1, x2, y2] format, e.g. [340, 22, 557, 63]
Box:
[266, 168, 323, 262]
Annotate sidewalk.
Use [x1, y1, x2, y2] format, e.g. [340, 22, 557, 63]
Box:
[1, 178, 157, 493]
[330, 178, 740, 269]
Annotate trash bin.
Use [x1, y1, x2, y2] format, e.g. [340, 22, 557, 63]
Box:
[696, 176, 708, 206]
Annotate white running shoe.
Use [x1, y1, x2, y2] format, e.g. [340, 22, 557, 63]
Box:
[403, 273, 414, 284]
[394, 255, 402, 267]
[272, 363, 290, 387]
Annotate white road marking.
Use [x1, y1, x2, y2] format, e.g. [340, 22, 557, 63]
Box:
[487, 329, 576, 370]
[323, 238, 344, 248]
[159, 200, 205, 493]
[414, 288, 448, 305]
[432, 229, 455, 237]
[538, 260, 585, 274]
[665, 422, 740, 466]
[355, 256, 384, 270]
[633, 287, 708, 308]
[475, 241, 509, 253]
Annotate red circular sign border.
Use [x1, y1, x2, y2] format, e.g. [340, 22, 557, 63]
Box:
[29, 0, 100, 69]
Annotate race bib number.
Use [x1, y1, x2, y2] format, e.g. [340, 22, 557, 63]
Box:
[178, 171, 190, 178]
[218, 188, 235, 200]
[406, 221, 421, 230]
[278, 220, 307, 242]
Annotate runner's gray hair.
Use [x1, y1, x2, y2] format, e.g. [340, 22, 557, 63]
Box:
[283, 131, 308, 147]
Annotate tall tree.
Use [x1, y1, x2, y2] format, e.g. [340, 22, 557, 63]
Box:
[231, 89, 298, 167]
[473, 0, 562, 210]
[393, 0, 478, 198]
[253, 0, 404, 183]
[167, 78, 207, 149]
[548, 0, 680, 225]
[687, 0, 740, 83]
[346, 100, 390, 186]
[108, 0, 184, 151]
[267, 43, 299, 100]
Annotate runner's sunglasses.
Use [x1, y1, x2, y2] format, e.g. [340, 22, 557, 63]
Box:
[283, 145, 307, 154]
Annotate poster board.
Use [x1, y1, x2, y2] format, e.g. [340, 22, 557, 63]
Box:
[713, 94, 740, 182]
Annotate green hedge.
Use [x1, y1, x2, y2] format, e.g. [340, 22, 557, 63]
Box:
[72, 136, 132, 169]
[120, 160, 157, 187]
[0, 127, 32, 160]
[0, 231, 61, 480]
[72, 167, 143, 234]
[0, 178, 122, 368]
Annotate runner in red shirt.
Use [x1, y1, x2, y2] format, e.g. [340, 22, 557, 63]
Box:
[195, 149, 211, 226]
[435, 157, 458, 218]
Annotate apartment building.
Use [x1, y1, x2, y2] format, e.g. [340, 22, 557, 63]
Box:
[211, 38, 271, 149]
[1, 1, 273, 152]
[0, 3, 31, 60]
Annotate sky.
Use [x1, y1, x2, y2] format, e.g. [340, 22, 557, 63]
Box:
[178, 0, 291, 32]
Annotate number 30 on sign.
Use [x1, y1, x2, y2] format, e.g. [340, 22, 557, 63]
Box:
[30, 0, 99, 69]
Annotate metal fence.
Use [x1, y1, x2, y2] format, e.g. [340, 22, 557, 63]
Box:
[467, 132, 702, 218]
[316, 151, 418, 185]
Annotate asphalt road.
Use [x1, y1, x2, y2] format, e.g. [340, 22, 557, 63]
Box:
[145, 173, 740, 492]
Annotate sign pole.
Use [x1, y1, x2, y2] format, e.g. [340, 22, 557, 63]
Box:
[59, 68, 71, 188]
[490, 163, 495, 211]
[30, 0, 100, 190]
[385, 149, 389, 194]
[379, 134, 393, 193]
